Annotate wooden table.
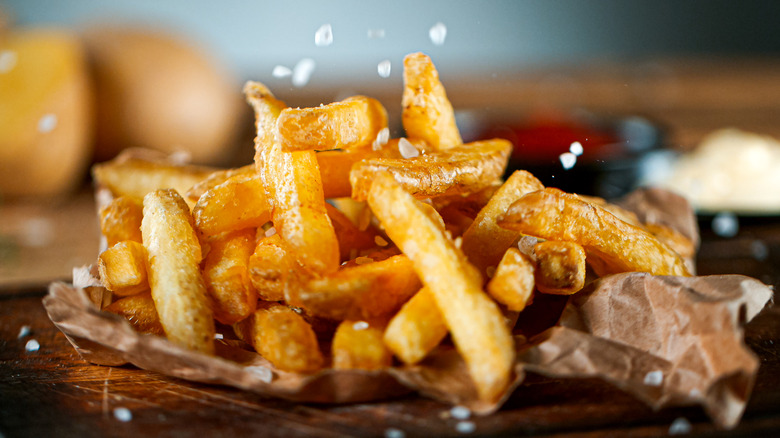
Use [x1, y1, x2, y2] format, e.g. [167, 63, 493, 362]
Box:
[1, 214, 779, 437]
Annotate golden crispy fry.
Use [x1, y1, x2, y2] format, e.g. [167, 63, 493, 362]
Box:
[368, 172, 514, 402]
[325, 203, 378, 261]
[277, 96, 388, 151]
[316, 144, 402, 199]
[350, 139, 511, 202]
[141, 189, 215, 354]
[383, 287, 447, 365]
[245, 81, 339, 275]
[202, 229, 258, 325]
[645, 223, 696, 260]
[498, 188, 690, 276]
[185, 164, 255, 205]
[328, 197, 371, 229]
[105, 292, 164, 336]
[93, 149, 215, 206]
[533, 241, 587, 295]
[98, 240, 148, 296]
[192, 173, 271, 239]
[486, 247, 535, 311]
[461, 170, 544, 277]
[99, 196, 143, 247]
[578, 194, 643, 227]
[248, 231, 289, 302]
[402, 52, 462, 150]
[287, 254, 422, 321]
[332, 319, 392, 370]
[233, 301, 323, 373]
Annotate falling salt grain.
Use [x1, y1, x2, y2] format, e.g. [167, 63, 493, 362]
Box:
[368, 29, 386, 39]
[374, 235, 389, 247]
[264, 227, 277, 237]
[25, 339, 40, 352]
[292, 58, 316, 88]
[559, 152, 577, 170]
[0, 50, 17, 73]
[750, 240, 769, 261]
[113, 407, 132, 422]
[429, 22, 447, 46]
[398, 138, 419, 158]
[643, 370, 664, 386]
[38, 113, 58, 133]
[272, 65, 292, 78]
[315, 24, 333, 46]
[377, 60, 392, 78]
[569, 141, 584, 156]
[373, 127, 390, 150]
[455, 421, 476, 434]
[384, 428, 405, 438]
[668, 417, 692, 435]
[213, 333, 224, 340]
[450, 406, 471, 420]
[712, 212, 738, 238]
[352, 321, 370, 331]
[18, 325, 31, 339]
[247, 365, 274, 383]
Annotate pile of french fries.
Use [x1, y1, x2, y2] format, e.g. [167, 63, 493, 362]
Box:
[92, 52, 694, 403]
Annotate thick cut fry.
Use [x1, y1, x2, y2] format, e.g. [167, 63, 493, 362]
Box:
[99, 196, 143, 247]
[277, 96, 388, 151]
[332, 320, 392, 370]
[234, 301, 323, 373]
[93, 149, 215, 206]
[645, 223, 696, 260]
[316, 144, 402, 199]
[105, 292, 164, 336]
[245, 81, 339, 275]
[402, 52, 462, 150]
[141, 189, 215, 354]
[498, 188, 690, 276]
[288, 255, 422, 321]
[350, 139, 511, 202]
[98, 240, 148, 296]
[185, 164, 255, 205]
[202, 228, 258, 325]
[248, 232, 289, 302]
[368, 172, 515, 402]
[533, 241, 587, 295]
[486, 247, 535, 311]
[192, 173, 271, 239]
[383, 287, 447, 365]
[461, 170, 545, 277]
[578, 194, 643, 227]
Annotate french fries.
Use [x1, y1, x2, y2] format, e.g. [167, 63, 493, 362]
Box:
[485, 247, 535, 311]
[98, 240, 148, 296]
[533, 241, 587, 295]
[332, 320, 392, 370]
[192, 173, 271, 239]
[383, 287, 447, 365]
[248, 232, 289, 302]
[201, 228, 258, 325]
[105, 292, 164, 336]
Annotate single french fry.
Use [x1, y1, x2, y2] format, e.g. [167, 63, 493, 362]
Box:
[185, 164, 255, 205]
[141, 189, 215, 354]
[248, 232, 289, 302]
[98, 240, 149, 296]
[383, 287, 447, 365]
[316, 144, 401, 199]
[498, 188, 690, 276]
[105, 292, 164, 336]
[402, 52, 462, 150]
[192, 173, 271, 239]
[202, 228, 258, 325]
[533, 241, 587, 295]
[350, 139, 511, 201]
[99, 196, 143, 247]
[486, 247, 535, 311]
[277, 96, 388, 151]
[367, 172, 515, 402]
[460, 170, 544, 277]
[234, 301, 323, 373]
[578, 194, 643, 227]
[287, 254, 422, 321]
[332, 319, 392, 370]
[243, 81, 287, 201]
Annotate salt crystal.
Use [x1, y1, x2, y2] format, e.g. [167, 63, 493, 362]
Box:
[751, 240, 769, 261]
[265, 227, 277, 237]
[113, 407, 133, 422]
[377, 60, 392, 78]
[374, 235, 389, 246]
[450, 406, 471, 420]
[668, 417, 692, 435]
[368, 29, 386, 39]
[559, 152, 577, 170]
[398, 138, 419, 158]
[315, 24, 333, 47]
[373, 127, 390, 150]
[213, 333, 224, 340]
[712, 212, 738, 238]
[352, 321, 370, 331]
[38, 114, 58, 133]
[25, 339, 40, 352]
[455, 421, 476, 434]
[429, 22, 447, 46]
[18, 325, 31, 339]
[384, 428, 405, 438]
[643, 370, 663, 386]
[292, 58, 316, 88]
[0, 50, 17, 73]
[272, 65, 292, 78]
[246, 365, 274, 383]
[569, 141, 584, 156]
[453, 236, 463, 249]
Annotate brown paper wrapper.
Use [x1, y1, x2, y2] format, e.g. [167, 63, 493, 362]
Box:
[43, 187, 773, 427]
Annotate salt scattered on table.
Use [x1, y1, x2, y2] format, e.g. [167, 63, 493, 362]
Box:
[643, 370, 664, 386]
[668, 417, 692, 435]
[18, 325, 31, 339]
[455, 421, 476, 434]
[384, 427, 405, 438]
[450, 406, 471, 420]
[113, 407, 133, 422]
[25, 339, 40, 353]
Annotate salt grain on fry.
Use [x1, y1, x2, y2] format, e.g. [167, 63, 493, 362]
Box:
[37, 113, 58, 133]
[398, 138, 419, 158]
[352, 321, 370, 331]
[373, 127, 390, 150]
[265, 227, 277, 237]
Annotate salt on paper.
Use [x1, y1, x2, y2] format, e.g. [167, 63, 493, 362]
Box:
[314, 24, 333, 47]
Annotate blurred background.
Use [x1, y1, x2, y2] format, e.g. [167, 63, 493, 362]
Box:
[2, 0, 780, 285]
